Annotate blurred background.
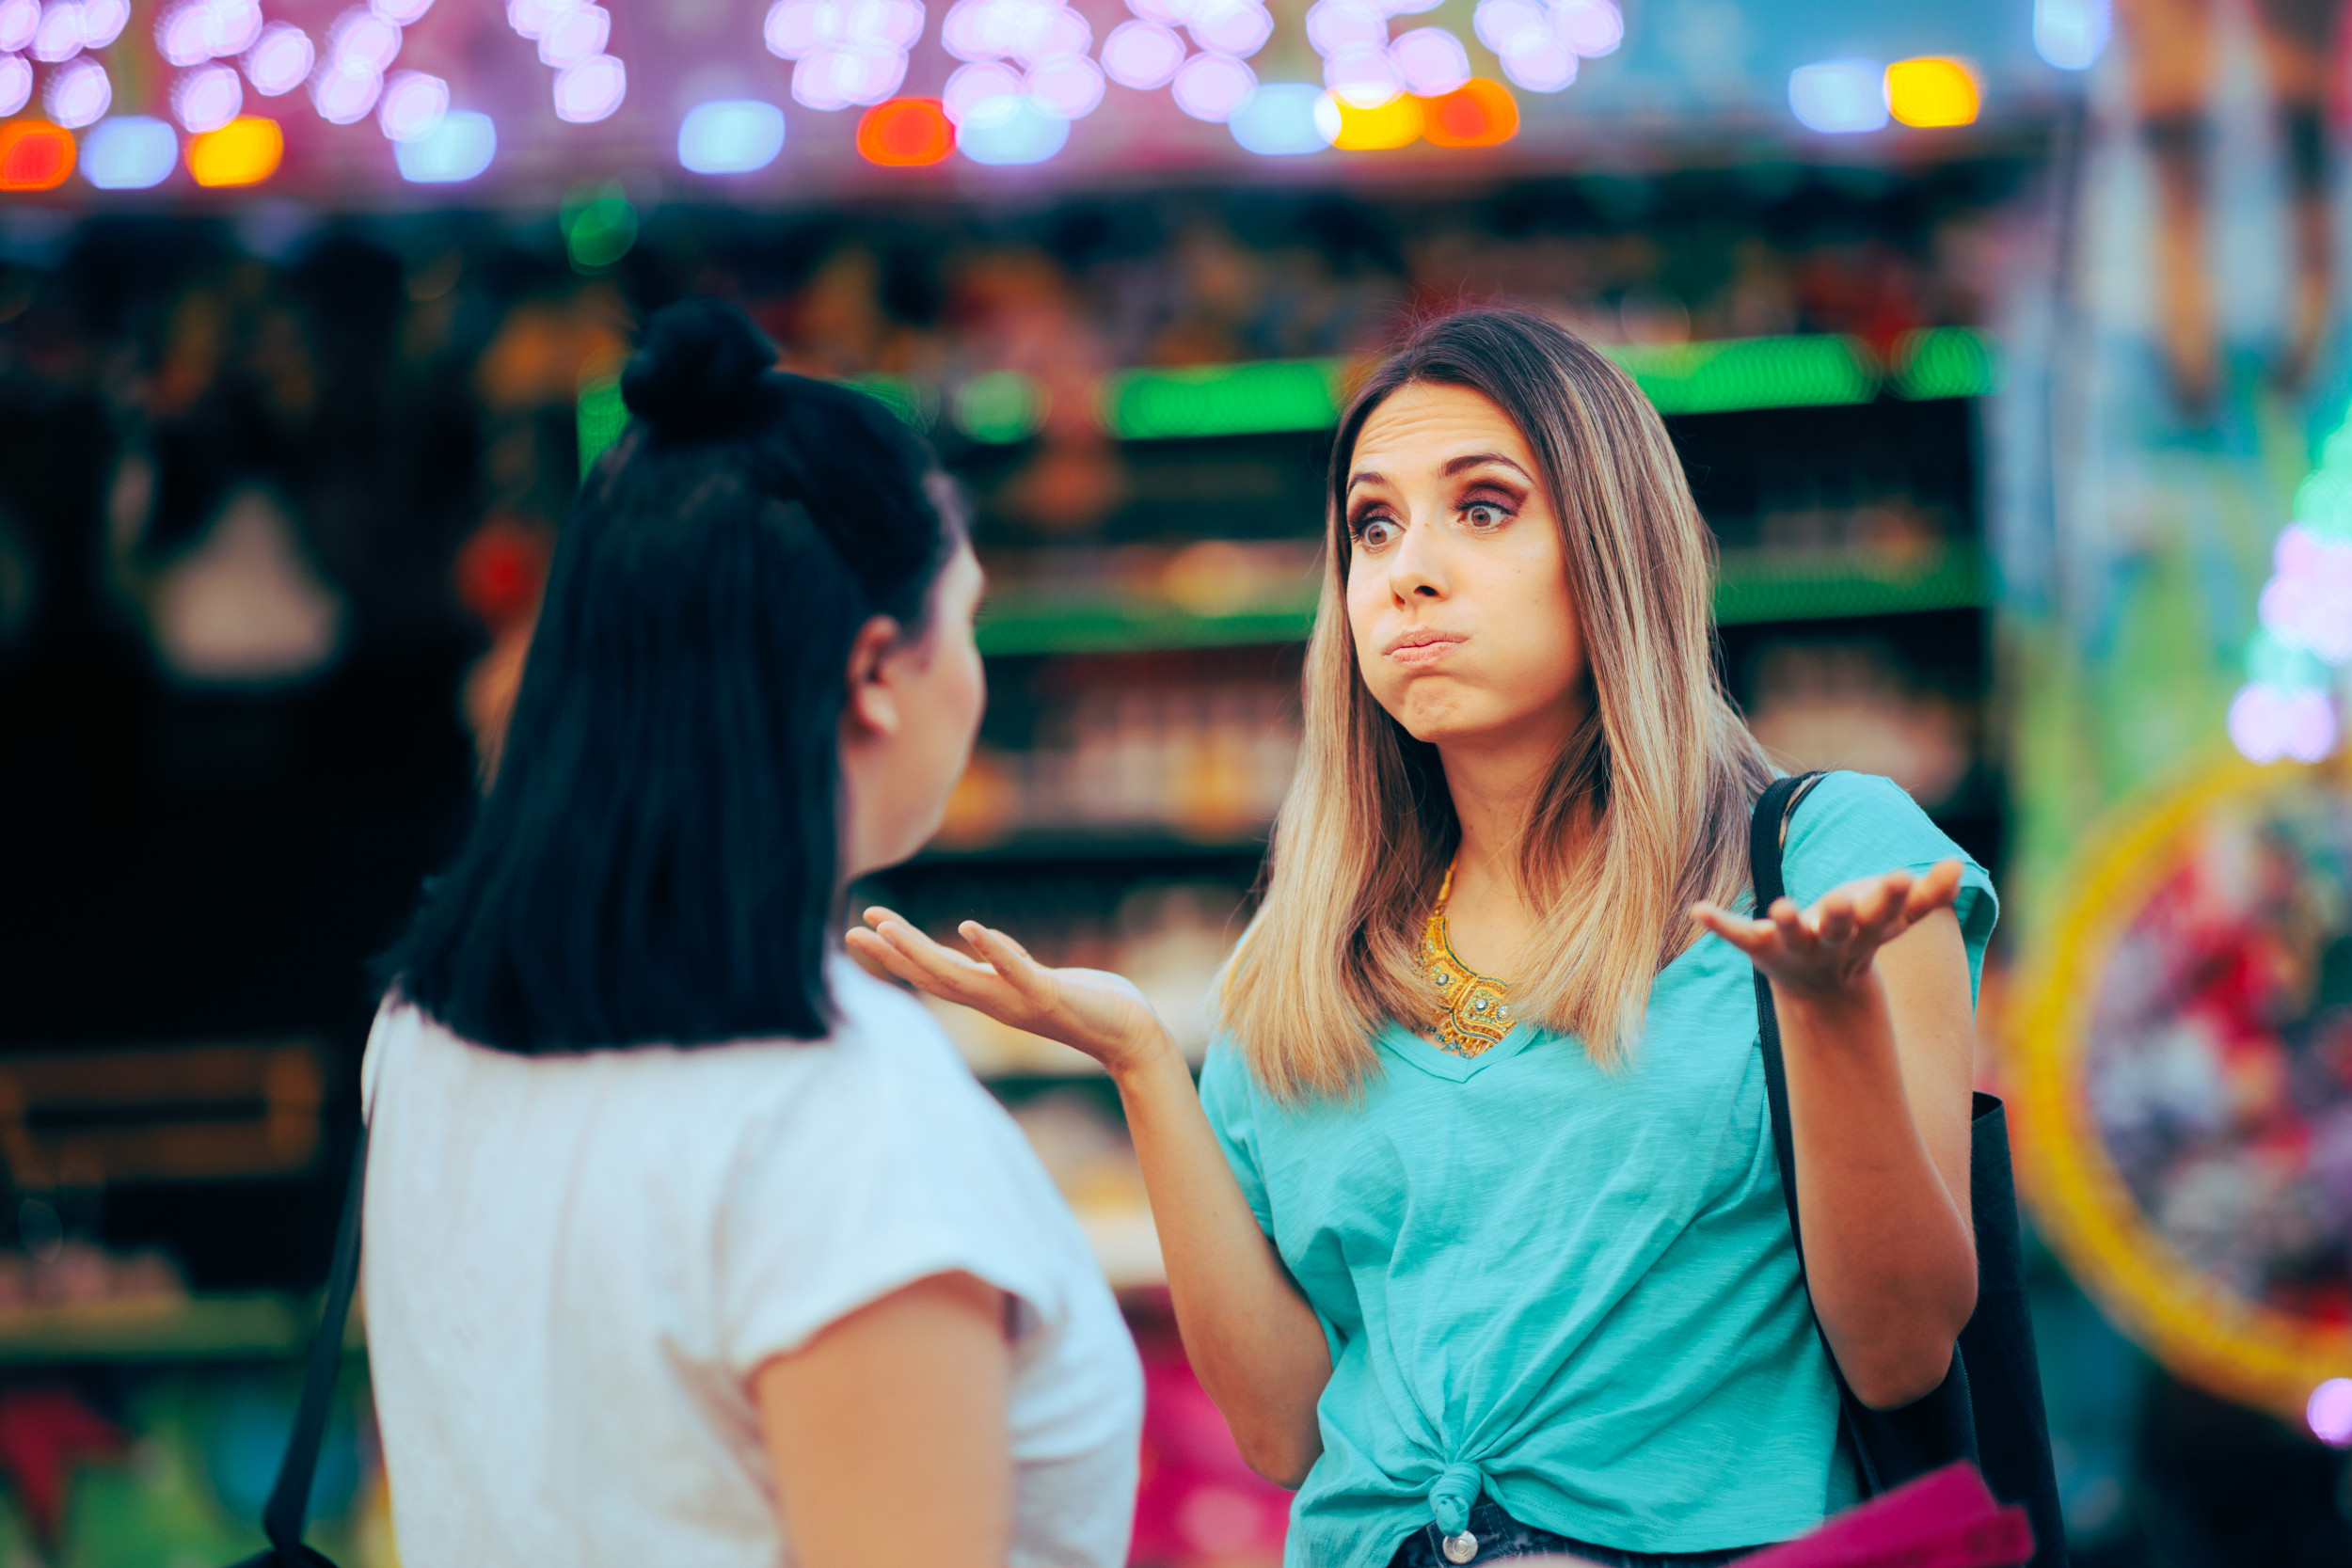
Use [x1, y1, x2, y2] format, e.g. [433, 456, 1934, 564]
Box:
[0, 0, 2350, 1561]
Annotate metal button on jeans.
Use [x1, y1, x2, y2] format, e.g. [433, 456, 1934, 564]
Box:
[1441, 1529, 1479, 1563]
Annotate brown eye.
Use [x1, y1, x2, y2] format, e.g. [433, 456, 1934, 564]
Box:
[1463, 501, 1509, 531]
[1357, 517, 1399, 549]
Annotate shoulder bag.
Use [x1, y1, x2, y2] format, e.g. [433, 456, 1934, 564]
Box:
[1749, 771, 2066, 1568]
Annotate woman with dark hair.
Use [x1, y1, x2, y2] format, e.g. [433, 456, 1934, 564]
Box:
[364, 300, 1142, 1568]
[858, 307, 1995, 1566]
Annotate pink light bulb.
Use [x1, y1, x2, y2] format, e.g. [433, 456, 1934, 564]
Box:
[76, 0, 123, 47]
[536, 3, 607, 68]
[551, 52, 625, 122]
[172, 60, 245, 131]
[377, 68, 447, 139]
[1100, 19, 1183, 88]
[42, 53, 109, 125]
[1187, 0, 1270, 57]
[1025, 51, 1103, 117]
[244, 23, 313, 96]
[32, 2, 84, 63]
[941, 57, 1019, 120]
[1171, 50, 1253, 120]
[311, 57, 384, 124]
[2309, 1379, 2352, 1447]
[1304, 0, 1384, 55]
[1391, 24, 1468, 95]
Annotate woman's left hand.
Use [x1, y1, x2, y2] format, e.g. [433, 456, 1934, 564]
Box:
[1692, 861, 1964, 1002]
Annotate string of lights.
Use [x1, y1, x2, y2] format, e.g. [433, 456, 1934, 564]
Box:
[0, 0, 2029, 193]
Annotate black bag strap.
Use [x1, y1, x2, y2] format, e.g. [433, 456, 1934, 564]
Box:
[234, 1125, 366, 1568]
[1749, 771, 1825, 1267]
[1749, 772, 1983, 1499]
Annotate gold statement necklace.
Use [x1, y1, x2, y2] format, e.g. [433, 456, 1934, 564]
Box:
[1419, 860, 1516, 1058]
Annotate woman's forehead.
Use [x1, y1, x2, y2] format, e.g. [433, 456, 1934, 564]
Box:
[1349, 383, 1534, 480]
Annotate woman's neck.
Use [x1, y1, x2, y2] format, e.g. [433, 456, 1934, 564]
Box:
[1433, 719, 1583, 976]
[1442, 740, 1549, 883]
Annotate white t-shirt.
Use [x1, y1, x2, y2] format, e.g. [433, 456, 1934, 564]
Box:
[359, 957, 1144, 1568]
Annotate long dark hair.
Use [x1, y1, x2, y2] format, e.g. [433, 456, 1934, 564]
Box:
[387, 299, 961, 1053]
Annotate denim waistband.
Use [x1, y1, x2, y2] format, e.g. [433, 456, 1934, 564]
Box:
[1384, 1497, 1765, 1568]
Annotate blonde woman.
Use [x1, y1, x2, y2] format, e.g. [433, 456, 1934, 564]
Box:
[853, 309, 1993, 1567]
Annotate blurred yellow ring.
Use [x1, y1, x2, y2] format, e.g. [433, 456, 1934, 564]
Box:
[2009, 751, 2352, 1423]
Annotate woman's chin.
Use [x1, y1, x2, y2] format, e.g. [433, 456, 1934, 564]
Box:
[1391, 702, 1506, 749]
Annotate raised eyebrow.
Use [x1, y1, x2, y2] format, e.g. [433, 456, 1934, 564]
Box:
[1344, 468, 1388, 493]
[1441, 452, 1534, 481]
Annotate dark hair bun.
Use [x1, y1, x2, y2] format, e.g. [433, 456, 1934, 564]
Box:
[621, 299, 777, 437]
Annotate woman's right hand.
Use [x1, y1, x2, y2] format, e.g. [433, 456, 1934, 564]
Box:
[851, 905, 1333, 1489]
[847, 909, 1174, 1081]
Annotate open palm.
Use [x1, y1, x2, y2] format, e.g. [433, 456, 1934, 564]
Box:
[847, 909, 1172, 1077]
[1692, 860, 1964, 999]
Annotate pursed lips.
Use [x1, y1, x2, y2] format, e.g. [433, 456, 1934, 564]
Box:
[1383, 628, 1467, 668]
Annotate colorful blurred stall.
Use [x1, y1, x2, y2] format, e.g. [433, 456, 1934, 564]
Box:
[0, 0, 2348, 1561]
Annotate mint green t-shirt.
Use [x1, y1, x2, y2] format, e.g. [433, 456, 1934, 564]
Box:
[1199, 772, 1996, 1565]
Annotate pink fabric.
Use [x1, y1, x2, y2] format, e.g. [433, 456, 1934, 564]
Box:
[1736, 1463, 2033, 1568]
[1127, 1300, 1293, 1565]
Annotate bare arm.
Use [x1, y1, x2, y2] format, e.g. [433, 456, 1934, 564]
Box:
[848, 912, 1333, 1487]
[755, 1271, 1013, 1568]
[1695, 863, 1979, 1410]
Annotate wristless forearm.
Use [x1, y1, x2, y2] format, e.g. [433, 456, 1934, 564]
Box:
[1112, 1048, 1330, 1483]
[1774, 970, 1977, 1407]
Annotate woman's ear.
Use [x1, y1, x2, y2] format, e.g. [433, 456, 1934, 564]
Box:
[843, 615, 904, 738]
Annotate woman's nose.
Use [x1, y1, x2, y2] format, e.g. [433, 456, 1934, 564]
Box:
[1389, 511, 1446, 600]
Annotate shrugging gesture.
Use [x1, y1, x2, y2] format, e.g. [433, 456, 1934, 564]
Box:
[854, 308, 2000, 1563]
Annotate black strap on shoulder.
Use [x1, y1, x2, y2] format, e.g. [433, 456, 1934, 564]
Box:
[1750, 772, 1824, 1265]
[1749, 773, 2000, 1515]
[1752, 771, 1883, 1481]
[248, 1125, 367, 1567]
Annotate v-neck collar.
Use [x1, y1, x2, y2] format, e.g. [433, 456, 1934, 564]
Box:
[1378, 1016, 1544, 1083]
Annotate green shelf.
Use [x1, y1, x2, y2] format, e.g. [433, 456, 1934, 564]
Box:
[574, 329, 2005, 472]
[977, 594, 1319, 656]
[1711, 543, 1989, 625]
[0, 1292, 360, 1365]
[975, 545, 1986, 655]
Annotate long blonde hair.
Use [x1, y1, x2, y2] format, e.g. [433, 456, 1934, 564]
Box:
[1216, 308, 1775, 1102]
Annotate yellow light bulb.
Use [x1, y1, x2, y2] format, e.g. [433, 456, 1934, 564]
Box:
[1884, 57, 1979, 129]
[189, 117, 283, 187]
